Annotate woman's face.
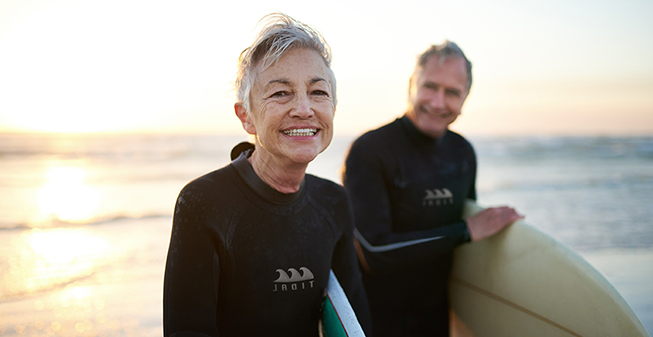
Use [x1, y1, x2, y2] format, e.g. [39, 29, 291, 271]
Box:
[239, 47, 335, 167]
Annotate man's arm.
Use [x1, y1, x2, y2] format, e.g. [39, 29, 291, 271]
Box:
[463, 147, 522, 241]
[466, 206, 523, 241]
[343, 137, 470, 274]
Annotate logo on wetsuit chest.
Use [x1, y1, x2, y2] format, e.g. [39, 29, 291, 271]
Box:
[422, 188, 453, 206]
[272, 267, 315, 292]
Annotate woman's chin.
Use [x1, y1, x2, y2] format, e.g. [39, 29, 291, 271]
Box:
[288, 153, 319, 166]
[283, 147, 326, 166]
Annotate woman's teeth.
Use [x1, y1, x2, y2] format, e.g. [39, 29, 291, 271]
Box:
[283, 128, 317, 136]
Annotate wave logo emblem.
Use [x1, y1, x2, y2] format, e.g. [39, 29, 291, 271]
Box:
[423, 188, 453, 206]
[273, 267, 315, 292]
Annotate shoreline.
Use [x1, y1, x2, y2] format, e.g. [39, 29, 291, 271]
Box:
[0, 219, 650, 336]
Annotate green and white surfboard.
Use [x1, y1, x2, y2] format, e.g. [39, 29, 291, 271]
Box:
[320, 270, 366, 337]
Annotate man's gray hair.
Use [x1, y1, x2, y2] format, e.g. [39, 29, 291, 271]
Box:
[412, 41, 473, 92]
[235, 13, 336, 113]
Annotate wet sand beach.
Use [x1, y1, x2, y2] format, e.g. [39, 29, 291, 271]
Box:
[1, 134, 651, 336]
[0, 218, 169, 337]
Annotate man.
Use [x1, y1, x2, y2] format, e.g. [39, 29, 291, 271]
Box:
[342, 41, 522, 336]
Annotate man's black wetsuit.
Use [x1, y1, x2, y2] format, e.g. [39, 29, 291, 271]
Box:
[164, 149, 371, 337]
[343, 116, 475, 336]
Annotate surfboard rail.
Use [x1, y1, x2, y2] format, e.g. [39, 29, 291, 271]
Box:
[450, 199, 650, 337]
[320, 270, 366, 337]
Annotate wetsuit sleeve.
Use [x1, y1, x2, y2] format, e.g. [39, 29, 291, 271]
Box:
[343, 138, 470, 274]
[330, 196, 373, 335]
[164, 185, 221, 337]
[468, 148, 478, 201]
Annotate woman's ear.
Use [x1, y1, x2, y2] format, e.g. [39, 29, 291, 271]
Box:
[235, 103, 256, 135]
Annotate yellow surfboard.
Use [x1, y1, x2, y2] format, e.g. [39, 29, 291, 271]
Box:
[450, 200, 649, 337]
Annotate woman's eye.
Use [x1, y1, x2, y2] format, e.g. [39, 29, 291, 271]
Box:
[312, 90, 328, 96]
[270, 91, 289, 98]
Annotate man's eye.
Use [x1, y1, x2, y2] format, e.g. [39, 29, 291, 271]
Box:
[446, 90, 460, 97]
[424, 83, 438, 91]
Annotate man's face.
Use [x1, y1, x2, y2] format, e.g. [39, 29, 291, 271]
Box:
[406, 56, 469, 138]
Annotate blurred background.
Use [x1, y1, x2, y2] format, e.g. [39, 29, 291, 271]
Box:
[0, 0, 651, 336]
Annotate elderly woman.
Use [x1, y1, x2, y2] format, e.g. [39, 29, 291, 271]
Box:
[163, 13, 371, 337]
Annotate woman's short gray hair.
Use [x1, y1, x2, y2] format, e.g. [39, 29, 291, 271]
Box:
[235, 13, 336, 113]
[411, 41, 473, 92]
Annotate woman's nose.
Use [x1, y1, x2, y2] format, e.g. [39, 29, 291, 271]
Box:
[289, 93, 314, 118]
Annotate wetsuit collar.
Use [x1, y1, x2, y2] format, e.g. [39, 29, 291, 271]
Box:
[399, 115, 447, 149]
[231, 149, 306, 205]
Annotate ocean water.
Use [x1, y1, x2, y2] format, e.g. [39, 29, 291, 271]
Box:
[0, 132, 651, 336]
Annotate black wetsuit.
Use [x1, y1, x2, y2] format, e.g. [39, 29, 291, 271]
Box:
[343, 116, 474, 336]
[164, 149, 371, 337]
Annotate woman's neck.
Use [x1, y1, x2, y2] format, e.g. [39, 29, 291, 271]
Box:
[248, 150, 307, 194]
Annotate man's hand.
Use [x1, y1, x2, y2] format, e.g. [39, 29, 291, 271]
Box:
[466, 206, 523, 242]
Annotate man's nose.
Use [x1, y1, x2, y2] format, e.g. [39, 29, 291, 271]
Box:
[429, 90, 446, 109]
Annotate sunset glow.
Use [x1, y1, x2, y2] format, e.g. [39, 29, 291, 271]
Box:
[0, 0, 651, 135]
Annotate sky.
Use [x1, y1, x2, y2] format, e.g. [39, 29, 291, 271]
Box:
[0, 0, 652, 136]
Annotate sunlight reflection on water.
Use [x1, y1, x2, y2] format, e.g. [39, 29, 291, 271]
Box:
[0, 218, 166, 337]
[37, 166, 101, 224]
[1, 228, 113, 300]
